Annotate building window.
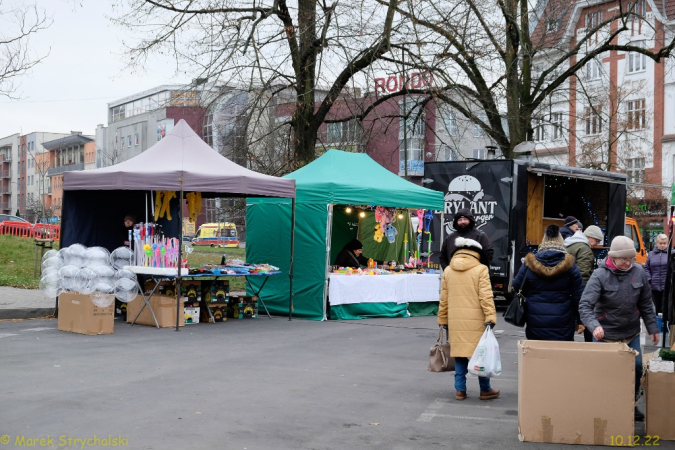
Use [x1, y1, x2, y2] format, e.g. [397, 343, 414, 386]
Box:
[472, 149, 486, 159]
[203, 112, 213, 147]
[546, 19, 559, 33]
[585, 10, 603, 30]
[112, 105, 126, 122]
[327, 119, 362, 144]
[627, 46, 647, 73]
[127, 136, 132, 148]
[533, 117, 546, 141]
[585, 106, 603, 135]
[626, 157, 645, 183]
[551, 112, 564, 139]
[473, 114, 487, 137]
[442, 110, 458, 136]
[626, 99, 646, 129]
[135, 133, 140, 146]
[586, 58, 602, 80]
[399, 99, 425, 176]
[628, 1, 647, 35]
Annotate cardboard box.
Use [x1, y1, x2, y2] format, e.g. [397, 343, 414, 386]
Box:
[144, 280, 177, 296]
[58, 293, 114, 335]
[126, 294, 184, 328]
[646, 364, 675, 439]
[181, 282, 202, 302]
[184, 307, 200, 324]
[518, 340, 635, 446]
[201, 302, 228, 323]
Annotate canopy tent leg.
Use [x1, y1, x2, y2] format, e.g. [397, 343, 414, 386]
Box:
[289, 198, 296, 321]
[323, 204, 334, 321]
[175, 184, 184, 332]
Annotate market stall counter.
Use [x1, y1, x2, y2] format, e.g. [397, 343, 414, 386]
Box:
[328, 269, 441, 320]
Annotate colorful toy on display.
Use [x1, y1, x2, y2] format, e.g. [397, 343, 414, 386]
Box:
[196, 261, 279, 276]
[39, 245, 140, 307]
[154, 190, 176, 221]
[384, 224, 398, 243]
[185, 192, 202, 223]
[423, 209, 434, 233]
[131, 222, 182, 268]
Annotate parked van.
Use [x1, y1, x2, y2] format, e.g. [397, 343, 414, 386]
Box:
[625, 217, 647, 264]
[192, 223, 239, 247]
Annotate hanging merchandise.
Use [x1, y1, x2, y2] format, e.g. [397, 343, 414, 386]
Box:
[185, 192, 202, 223]
[416, 209, 424, 233]
[385, 224, 398, 243]
[375, 206, 395, 232]
[373, 224, 384, 243]
[154, 190, 177, 221]
[424, 209, 434, 234]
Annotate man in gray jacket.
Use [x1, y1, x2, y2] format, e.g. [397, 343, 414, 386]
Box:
[579, 236, 659, 422]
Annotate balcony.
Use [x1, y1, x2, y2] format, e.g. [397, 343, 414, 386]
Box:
[0, 169, 10, 178]
[47, 162, 84, 176]
[0, 185, 10, 194]
[0, 201, 9, 211]
[0, 154, 10, 163]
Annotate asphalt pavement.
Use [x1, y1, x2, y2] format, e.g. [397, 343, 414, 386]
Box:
[0, 311, 666, 450]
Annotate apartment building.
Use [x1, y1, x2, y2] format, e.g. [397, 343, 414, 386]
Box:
[529, 0, 675, 243]
[0, 134, 19, 215]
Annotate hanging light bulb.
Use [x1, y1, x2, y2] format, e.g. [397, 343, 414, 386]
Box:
[345, 206, 352, 214]
[397, 210, 404, 219]
[359, 210, 366, 218]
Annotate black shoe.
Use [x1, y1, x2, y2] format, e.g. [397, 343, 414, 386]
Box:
[634, 407, 645, 421]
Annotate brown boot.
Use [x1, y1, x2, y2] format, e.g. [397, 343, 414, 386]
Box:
[455, 391, 467, 401]
[479, 389, 500, 400]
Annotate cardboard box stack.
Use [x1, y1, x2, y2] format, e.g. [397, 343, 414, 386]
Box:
[126, 294, 184, 328]
[228, 295, 258, 319]
[58, 293, 114, 335]
[518, 340, 635, 446]
[645, 350, 675, 440]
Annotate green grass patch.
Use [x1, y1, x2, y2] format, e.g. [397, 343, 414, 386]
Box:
[187, 247, 247, 291]
[0, 235, 60, 289]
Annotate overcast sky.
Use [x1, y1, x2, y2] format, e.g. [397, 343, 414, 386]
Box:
[0, 0, 179, 139]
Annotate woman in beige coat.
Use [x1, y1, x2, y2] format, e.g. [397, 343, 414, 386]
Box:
[438, 237, 499, 401]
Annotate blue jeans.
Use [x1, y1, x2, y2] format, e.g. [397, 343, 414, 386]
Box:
[593, 334, 642, 399]
[454, 357, 492, 393]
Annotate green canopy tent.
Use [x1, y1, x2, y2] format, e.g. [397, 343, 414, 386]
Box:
[246, 149, 444, 320]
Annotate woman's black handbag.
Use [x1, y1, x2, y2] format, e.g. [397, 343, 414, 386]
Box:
[504, 269, 527, 327]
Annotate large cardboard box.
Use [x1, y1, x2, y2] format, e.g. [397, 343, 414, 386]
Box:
[646, 369, 675, 440]
[126, 294, 184, 328]
[518, 340, 635, 446]
[58, 293, 114, 335]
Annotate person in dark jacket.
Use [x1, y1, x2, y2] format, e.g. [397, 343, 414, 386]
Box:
[439, 208, 493, 270]
[560, 216, 581, 240]
[579, 235, 660, 422]
[334, 239, 370, 268]
[512, 225, 584, 341]
[644, 233, 669, 315]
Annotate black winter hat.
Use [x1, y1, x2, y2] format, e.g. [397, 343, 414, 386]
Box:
[564, 216, 580, 227]
[345, 239, 363, 251]
[452, 208, 476, 230]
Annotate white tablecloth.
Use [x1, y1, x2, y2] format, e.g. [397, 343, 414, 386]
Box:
[123, 266, 189, 276]
[328, 273, 441, 306]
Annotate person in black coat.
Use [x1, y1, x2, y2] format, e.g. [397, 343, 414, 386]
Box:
[439, 208, 493, 270]
[644, 233, 669, 315]
[334, 239, 371, 268]
[560, 216, 581, 240]
[512, 225, 584, 341]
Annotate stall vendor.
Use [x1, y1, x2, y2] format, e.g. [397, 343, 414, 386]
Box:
[334, 239, 378, 268]
[121, 214, 137, 247]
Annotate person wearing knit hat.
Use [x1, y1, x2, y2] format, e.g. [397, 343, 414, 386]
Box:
[333, 239, 377, 268]
[439, 208, 494, 270]
[512, 224, 584, 342]
[560, 216, 581, 239]
[579, 234, 659, 422]
[644, 234, 669, 315]
[583, 225, 604, 247]
[438, 237, 499, 401]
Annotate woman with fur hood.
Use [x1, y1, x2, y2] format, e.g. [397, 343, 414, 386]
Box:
[512, 225, 584, 341]
[438, 237, 500, 401]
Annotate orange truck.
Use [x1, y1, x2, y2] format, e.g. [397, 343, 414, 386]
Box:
[624, 217, 648, 264]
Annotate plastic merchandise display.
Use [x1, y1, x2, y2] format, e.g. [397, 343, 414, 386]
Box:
[63, 244, 87, 267]
[75, 268, 98, 295]
[84, 247, 110, 267]
[91, 265, 116, 286]
[115, 268, 136, 281]
[58, 265, 81, 291]
[41, 266, 59, 278]
[41, 249, 59, 263]
[90, 282, 115, 308]
[114, 277, 139, 302]
[39, 273, 63, 299]
[41, 256, 64, 272]
[110, 247, 133, 270]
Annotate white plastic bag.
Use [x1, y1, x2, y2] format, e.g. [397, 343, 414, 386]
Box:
[468, 326, 502, 378]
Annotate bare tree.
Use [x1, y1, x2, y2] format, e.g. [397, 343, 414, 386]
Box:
[372, 0, 675, 159]
[114, 0, 402, 169]
[0, 2, 51, 98]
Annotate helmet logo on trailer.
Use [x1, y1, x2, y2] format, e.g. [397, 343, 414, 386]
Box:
[444, 175, 497, 233]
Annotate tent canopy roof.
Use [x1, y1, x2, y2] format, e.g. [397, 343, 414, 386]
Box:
[282, 149, 443, 209]
[63, 119, 295, 198]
